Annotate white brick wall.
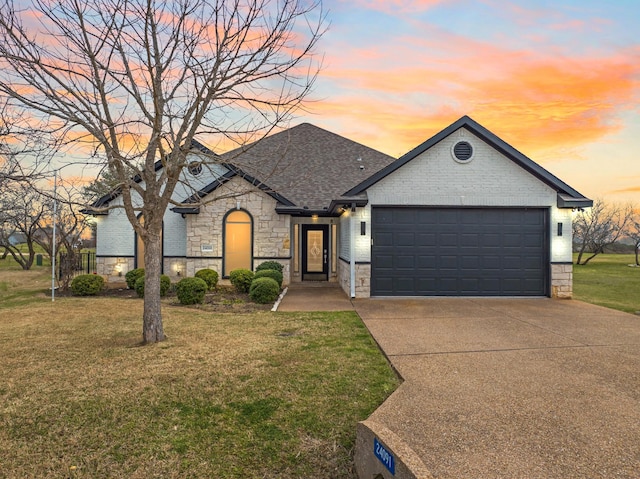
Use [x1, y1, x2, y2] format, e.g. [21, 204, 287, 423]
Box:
[365, 127, 574, 263]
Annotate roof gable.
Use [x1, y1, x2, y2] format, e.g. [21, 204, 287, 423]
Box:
[345, 116, 592, 208]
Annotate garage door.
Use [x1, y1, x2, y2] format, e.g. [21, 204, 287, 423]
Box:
[371, 207, 549, 296]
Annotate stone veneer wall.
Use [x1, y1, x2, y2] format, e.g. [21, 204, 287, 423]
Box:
[337, 258, 371, 298]
[186, 178, 291, 285]
[97, 256, 135, 283]
[551, 263, 573, 299]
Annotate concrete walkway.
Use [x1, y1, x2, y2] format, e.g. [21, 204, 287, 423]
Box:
[353, 298, 640, 479]
[276, 282, 354, 312]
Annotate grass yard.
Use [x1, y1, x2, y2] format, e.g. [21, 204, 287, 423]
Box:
[0, 262, 399, 478]
[573, 253, 640, 314]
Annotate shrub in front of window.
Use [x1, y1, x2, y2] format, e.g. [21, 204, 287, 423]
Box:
[134, 274, 171, 298]
[176, 277, 208, 305]
[125, 268, 144, 289]
[249, 277, 280, 304]
[229, 269, 254, 293]
[255, 261, 283, 273]
[253, 269, 283, 288]
[70, 274, 105, 296]
[194, 268, 219, 290]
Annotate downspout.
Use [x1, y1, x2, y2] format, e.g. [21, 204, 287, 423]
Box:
[350, 204, 356, 298]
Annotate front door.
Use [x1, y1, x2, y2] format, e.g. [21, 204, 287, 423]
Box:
[302, 224, 329, 281]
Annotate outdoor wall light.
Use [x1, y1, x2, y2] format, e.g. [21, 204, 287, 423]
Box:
[361, 221, 366, 235]
[557, 222, 563, 236]
[311, 214, 319, 221]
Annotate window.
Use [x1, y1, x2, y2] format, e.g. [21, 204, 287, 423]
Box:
[223, 210, 252, 276]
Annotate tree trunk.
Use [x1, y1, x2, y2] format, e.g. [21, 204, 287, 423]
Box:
[142, 230, 165, 344]
[636, 245, 639, 266]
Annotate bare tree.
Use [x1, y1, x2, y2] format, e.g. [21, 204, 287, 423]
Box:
[627, 209, 640, 266]
[0, 0, 324, 343]
[573, 199, 634, 265]
[0, 181, 49, 269]
[35, 180, 91, 290]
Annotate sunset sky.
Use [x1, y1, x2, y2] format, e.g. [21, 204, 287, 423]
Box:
[297, 0, 640, 205]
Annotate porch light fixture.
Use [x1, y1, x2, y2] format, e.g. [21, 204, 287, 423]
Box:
[236, 200, 241, 210]
[361, 221, 366, 235]
[557, 222, 563, 236]
[311, 214, 319, 221]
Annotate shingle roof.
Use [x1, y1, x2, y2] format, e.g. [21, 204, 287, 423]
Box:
[219, 123, 396, 211]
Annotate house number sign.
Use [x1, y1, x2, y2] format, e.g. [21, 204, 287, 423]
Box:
[374, 437, 395, 475]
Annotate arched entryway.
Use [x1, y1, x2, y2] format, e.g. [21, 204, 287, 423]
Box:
[223, 209, 252, 276]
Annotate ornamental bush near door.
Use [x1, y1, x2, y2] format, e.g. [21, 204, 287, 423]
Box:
[134, 274, 171, 298]
[176, 277, 208, 305]
[253, 269, 283, 288]
[229, 269, 254, 293]
[70, 274, 105, 296]
[194, 268, 219, 290]
[125, 268, 144, 289]
[255, 261, 283, 273]
[249, 277, 280, 304]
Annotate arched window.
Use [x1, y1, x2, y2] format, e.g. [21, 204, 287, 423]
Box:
[223, 210, 252, 276]
[134, 214, 163, 270]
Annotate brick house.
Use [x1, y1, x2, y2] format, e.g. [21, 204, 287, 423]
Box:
[89, 116, 591, 298]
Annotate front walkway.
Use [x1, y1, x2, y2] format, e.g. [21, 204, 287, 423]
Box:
[276, 282, 354, 312]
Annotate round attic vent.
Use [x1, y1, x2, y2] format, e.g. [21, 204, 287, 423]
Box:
[452, 141, 473, 162]
[188, 161, 202, 176]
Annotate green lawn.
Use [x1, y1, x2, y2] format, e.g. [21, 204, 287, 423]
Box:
[0, 264, 399, 478]
[573, 253, 640, 314]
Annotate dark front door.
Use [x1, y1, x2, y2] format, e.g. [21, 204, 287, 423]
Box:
[302, 224, 329, 281]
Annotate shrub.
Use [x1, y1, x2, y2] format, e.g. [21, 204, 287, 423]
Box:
[253, 269, 283, 288]
[229, 269, 254, 293]
[194, 268, 219, 290]
[255, 261, 283, 273]
[176, 277, 208, 305]
[134, 274, 171, 298]
[125, 268, 144, 289]
[70, 274, 105, 296]
[249, 277, 280, 304]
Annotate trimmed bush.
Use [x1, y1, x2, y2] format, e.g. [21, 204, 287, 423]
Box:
[125, 268, 144, 289]
[249, 277, 280, 304]
[195, 268, 219, 290]
[176, 277, 208, 305]
[253, 269, 283, 288]
[134, 274, 171, 298]
[70, 274, 105, 296]
[229, 269, 254, 293]
[255, 261, 284, 273]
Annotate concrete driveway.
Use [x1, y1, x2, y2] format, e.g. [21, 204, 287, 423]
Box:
[353, 298, 640, 479]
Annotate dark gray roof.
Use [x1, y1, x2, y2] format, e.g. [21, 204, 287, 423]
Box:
[345, 115, 593, 209]
[219, 123, 396, 211]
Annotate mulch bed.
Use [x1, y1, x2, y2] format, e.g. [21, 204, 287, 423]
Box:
[83, 284, 273, 312]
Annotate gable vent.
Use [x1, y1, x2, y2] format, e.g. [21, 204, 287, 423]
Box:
[453, 141, 473, 162]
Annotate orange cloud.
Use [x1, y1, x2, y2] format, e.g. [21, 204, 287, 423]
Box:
[313, 27, 640, 160]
